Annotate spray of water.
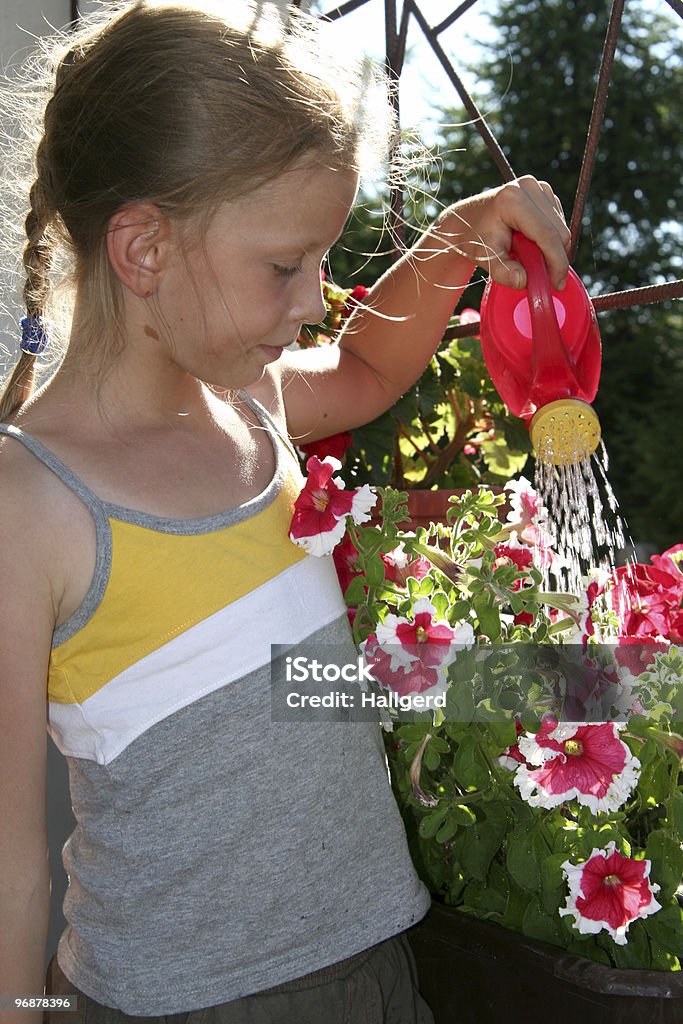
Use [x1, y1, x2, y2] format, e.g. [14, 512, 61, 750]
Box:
[534, 438, 637, 597]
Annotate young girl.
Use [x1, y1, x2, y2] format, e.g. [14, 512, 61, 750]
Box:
[0, 2, 570, 1021]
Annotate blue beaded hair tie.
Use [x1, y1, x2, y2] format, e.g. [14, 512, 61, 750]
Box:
[20, 315, 49, 355]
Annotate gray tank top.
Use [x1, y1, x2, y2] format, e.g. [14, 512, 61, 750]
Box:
[0, 397, 429, 1014]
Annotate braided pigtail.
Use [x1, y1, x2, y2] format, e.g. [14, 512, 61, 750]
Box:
[0, 170, 53, 421]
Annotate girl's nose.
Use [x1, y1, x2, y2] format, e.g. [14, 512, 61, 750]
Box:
[292, 270, 326, 326]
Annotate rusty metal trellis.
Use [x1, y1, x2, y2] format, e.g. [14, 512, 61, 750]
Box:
[314, 0, 683, 337]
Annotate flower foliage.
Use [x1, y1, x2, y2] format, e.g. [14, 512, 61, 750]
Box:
[288, 464, 683, 971]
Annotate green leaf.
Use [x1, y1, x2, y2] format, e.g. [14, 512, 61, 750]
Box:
[645, 830, 683, 902]
[472, 592, 501, 641]
[644, 903, 683, 957]
[462, 878, 507, 918]
[611, 921, 652, 969]
[672, 792, 683, 836]
[484, 719, 518, 752]
[457, 801, 508, 882]
[445, 681, 475, 724]
[451, 803, 477, 826]
[521, 898, 564, 947]
[342, 574, 366, 607]
[451, 732, 491, 790]
[506, 826, 547, 893]
[540, 853, 568, 915]
[638, 758, 671, 804]
[436, 816, 460, 844]
[423, 742, 441, 772]
[418, 804, 449, 839]
[363, 553, 386, 588]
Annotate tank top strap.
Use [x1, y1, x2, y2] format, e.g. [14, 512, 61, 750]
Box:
[0, 423, 113, 650]
[0, 423, 108, 518]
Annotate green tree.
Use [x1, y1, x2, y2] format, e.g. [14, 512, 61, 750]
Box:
[331, 0, 683, 548]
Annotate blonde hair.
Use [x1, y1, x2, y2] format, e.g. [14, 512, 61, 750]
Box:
[0, 0, 394, 419]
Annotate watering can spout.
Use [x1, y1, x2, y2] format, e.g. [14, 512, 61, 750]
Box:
[480, 231, 602, 466]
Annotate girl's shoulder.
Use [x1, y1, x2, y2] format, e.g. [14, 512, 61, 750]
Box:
[0, 419, 98, 632]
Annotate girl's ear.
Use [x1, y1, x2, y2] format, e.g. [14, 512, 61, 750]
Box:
[106, 203, 172, 298]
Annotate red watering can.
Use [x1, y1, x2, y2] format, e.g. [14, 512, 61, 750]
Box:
[480, 231, 602, 465]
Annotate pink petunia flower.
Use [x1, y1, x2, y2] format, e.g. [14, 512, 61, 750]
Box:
[614, 635, 669, 676]
[332, 532, 362, 596]
[560, 842, 661, 945]
[289, 456, 377, 557]
[361, 633, 446, 698]
[504, 478, 557, 568]
[607, 561, 683, 639]
[514, 720, 640, 814]
[381, 544, 431, 587]
[650, 543, 683, 584]
[493, 540, 534, 591]
[375, 597, 474, 670]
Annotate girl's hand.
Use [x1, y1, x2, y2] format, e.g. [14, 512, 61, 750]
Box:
[442, 175, 572, 292]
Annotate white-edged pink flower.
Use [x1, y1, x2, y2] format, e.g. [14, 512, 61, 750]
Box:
[560, 842, 661, 944]
[505, 476, 548, 543]
[381, 544, 431, 586]
[375, 598, 474, 670]
[289, 456, 377, 557]
[504, 478, 558, 569]
[514, 720, 640, 813]
[361, 633, 448, 701]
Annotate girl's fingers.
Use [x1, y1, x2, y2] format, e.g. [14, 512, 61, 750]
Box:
[449, 176, 571, 291]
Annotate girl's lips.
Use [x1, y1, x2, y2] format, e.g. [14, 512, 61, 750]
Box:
[256, 343, 285, 362]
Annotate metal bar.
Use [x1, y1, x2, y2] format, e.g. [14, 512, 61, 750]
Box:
[591, 279, 683, 312]
[434, 0, 481, 37]
[408, 0, 516, 181]
[443, 279, 683, 339]
[318, 0, 374, 21]
[70, 0, 79, 22]
[384, 1, 405, 255]
[665, 0, 683, 17]
[568, 0, 625, 262]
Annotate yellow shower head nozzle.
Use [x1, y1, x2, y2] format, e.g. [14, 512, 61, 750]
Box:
[530, 398, 601, 466]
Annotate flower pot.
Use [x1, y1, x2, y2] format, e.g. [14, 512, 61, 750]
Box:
[408, 902, 683, 1024]
[405, 489, 464, 530]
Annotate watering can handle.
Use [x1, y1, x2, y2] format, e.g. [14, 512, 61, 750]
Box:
[510, 231, 579, 393]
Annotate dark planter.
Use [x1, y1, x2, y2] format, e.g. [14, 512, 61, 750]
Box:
[409, 902, 683, 1024]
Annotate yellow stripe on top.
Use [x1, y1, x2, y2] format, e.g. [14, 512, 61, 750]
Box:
[49, 480, 307, 706]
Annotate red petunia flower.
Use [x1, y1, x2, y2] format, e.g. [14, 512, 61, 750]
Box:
[332, 532, 362, 595]
[342, 284, 370, 319]
[299, 431, 353, 463]
[607, 561, 683, 639]
[289, 456, 376, 557]
[514, 720, 640, 813]
[560, 842, 661, 944]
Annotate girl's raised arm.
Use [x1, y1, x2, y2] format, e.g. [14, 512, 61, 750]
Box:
[0, 450, 56, 1024]
[279, 176, 571, 445]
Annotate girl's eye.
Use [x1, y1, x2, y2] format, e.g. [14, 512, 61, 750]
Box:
[273, 264, 303, 278]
